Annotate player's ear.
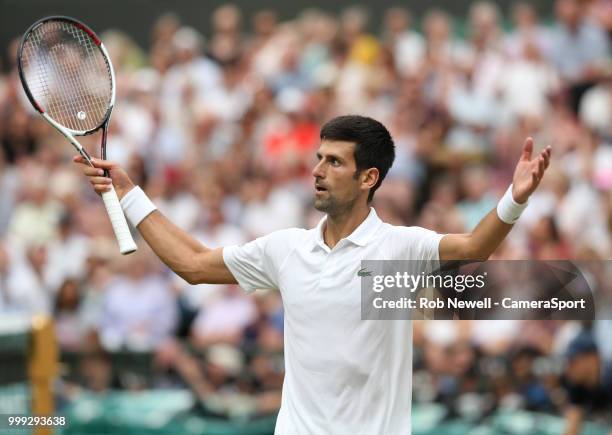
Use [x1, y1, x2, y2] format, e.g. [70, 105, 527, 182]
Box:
[362, 168, 379, 191]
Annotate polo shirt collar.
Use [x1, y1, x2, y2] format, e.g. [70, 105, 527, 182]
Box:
[312, 207, 382, 251]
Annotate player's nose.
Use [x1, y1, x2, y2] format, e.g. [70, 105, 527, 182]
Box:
[312, 160, 325, 179]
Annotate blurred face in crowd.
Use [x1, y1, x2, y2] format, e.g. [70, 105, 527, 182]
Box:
[253, 10, 277, 38]
[462, 166, 490, 201]
[152, 13, 179, 45]
[312, 140, 375, 216]
[57, 279, 80, 311]
[447, 342, 475, 376]
[341, 7, 368, 39]
[213, 4, 241, 34]
[150, 44, 174, 74]
[469, 2, 500, 43]
[556, 0, 582, 28]
[512, 2, 538, 29]
[424, 10, 451, 44]
[566, 352, 600, 387]
[384, 8, 410, 37]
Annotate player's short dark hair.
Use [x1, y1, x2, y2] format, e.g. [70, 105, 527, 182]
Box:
[320, 115, 395, 202]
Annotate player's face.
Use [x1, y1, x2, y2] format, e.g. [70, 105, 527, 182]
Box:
[312, 140, 362, 215]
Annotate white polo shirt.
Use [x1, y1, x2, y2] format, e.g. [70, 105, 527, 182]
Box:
[223, 208, 443, 434]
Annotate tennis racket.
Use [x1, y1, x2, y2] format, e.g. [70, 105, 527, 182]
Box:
[17, 16, 137, 255]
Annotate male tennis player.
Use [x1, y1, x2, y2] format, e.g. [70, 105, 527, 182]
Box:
[76, 115, 551, 434]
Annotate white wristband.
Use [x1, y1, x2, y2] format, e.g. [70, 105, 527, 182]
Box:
[496, 184, 528, 224]
[119, 186, 157, 228]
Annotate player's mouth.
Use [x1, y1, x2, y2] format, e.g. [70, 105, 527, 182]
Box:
[315, 184, 328, 195]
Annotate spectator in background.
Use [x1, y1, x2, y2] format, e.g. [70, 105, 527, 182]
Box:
[497, 19, 560, 122]
[504, 2, 553, 60]
[457, 165, 497, 230]
[3, 243, 52, 315]
[562, 331, 612, 435]
[466, 1, 506, 97]
[579, 79, 612, 138]
[510, 347, 554, 411]
[99, 250, 177, 351]
[0, 147, 18, 235]
[44, 211, 90, 292]
[7, 166, 62, 247]
[239, 172, 303, 237]
[382, 7, 425, 78]
[549, 0, 610, 114]
[54, 279, 87, 351]
[335, 7, 381, 113]
[528, 215, 572, 259]
[199, 55, 254, 129]
[441, 3, 505, 154]
[556, 128, 611, 256]
[422, 9, 470, 70]
[78, 238, 117, 343]
[153, 166, 200, 232]
[177, 202, 247, 311]
[101, 30, 146, 72]
[191, 285, 257, 348]
[262, 87, 319, 167]
[248, 10, 283, 81]
[341, 6, 380, 66]
[159, 26, 221, 163]
[151, 13, 180, 49]
[1, 103, 37, 163]
[298, 9, 337, 87]
[208, 4, 243, 64]
[0, 243, 11, 311]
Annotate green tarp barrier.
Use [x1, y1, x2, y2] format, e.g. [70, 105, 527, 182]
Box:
[56, 391, 611, 435]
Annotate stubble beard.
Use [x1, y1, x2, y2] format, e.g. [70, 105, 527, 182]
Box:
[314, 196, 334, 213]
[314, 194, 358, 218]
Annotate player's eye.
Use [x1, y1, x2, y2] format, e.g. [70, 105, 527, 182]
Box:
[330, 158, 340, 166]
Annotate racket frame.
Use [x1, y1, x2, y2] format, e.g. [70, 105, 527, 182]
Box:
[18, 16, 116, 134]
[17, 15, 137, 255]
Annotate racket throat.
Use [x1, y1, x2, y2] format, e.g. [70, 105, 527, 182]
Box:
[79, 148, 95, 167]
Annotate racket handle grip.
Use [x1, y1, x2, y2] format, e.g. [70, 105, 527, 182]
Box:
[101, 186, 138, 255]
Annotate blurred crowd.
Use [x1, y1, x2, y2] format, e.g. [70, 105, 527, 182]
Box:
[0, 0, 611, 425]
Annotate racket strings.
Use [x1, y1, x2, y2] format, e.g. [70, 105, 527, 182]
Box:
[45, 21, 110, 129]
[25, 26, 108, 131]
[61, 23, 109, 122]
[21, 20, 112, 132]
[37, 22, 109, 127]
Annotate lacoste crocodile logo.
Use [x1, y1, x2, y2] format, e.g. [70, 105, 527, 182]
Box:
[357, 268, 372, 277]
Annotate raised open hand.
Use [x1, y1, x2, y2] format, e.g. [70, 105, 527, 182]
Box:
[512, 137, 552, 204]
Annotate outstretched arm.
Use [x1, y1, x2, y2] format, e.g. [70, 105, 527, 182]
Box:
[74, 156, 237, 285]
[439, 138, 552, 261]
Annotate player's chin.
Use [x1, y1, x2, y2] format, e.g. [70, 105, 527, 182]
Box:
[313, 198, 329, 212]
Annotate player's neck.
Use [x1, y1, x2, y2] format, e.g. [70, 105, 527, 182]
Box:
[323, 204, 370, 249]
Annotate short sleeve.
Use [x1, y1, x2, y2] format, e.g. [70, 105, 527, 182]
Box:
[386, 226, 444, 272]
[222, 228, 304, 294]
